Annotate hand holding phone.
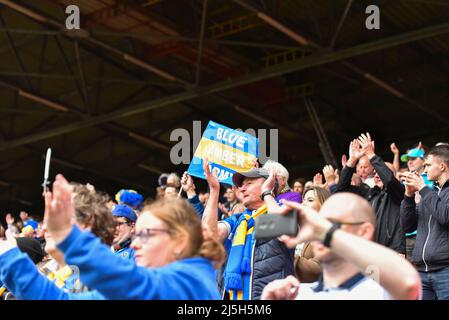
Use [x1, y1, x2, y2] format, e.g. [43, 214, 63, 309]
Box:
[254, 210, 299, 240]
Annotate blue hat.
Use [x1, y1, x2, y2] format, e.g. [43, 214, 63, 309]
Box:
[401, 148, 425, 162]
[112, 204, 137, 222]
[115, 189, 143, 209]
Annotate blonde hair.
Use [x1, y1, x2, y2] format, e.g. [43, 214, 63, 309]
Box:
[143, 198, 226, 268]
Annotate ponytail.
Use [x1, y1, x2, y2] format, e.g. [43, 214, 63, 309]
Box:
[198, 238, 226, 269]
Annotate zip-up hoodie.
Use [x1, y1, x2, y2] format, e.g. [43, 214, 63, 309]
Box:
[400, 180, 449, 272]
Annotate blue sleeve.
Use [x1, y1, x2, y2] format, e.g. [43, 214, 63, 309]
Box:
[187, 195, 205, 217]
[187, 196, 222, 220]
[0, 247, 105, 300]
[222, 213, 241, 233]
[57, 226, 212, 300]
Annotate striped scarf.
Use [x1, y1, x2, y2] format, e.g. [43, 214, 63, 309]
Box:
[224, 205, 267, 300]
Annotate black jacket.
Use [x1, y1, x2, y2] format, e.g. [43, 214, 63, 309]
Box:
[400, 180, 449, 272]
[218, 238, 295, 300]
[335, 165, 370, 198]
[337, 155, 406, 253]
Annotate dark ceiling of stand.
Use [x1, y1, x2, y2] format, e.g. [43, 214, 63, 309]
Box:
[1, 0, 449, 216]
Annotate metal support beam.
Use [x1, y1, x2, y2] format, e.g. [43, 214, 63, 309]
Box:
[74, 40, 91, 115]
[194, 0, 208, 87]
[0, 70, 177, 86]
[304, 98, 338, 168]
[0, 79, 171, 152]
[0, 12, 33, 90]
[329, 0, 354, 49]
[36, 35, 48, 92]
[402, 0, 449, 7]
[0, 27, 301, 51]
[0, 0, 189, 87]
[54, 36, 86, 109]
[1, 20, 449, 150]
[208, 13, 262, 39]
[233, 0, 449, 126]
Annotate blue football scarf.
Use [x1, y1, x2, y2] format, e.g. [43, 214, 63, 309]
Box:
[224, 205, 267, 300]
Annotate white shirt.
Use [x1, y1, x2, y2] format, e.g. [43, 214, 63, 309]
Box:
[295, 273, 391, 300]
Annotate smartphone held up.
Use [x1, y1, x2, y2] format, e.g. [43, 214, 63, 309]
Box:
[254, 210, 299, 240]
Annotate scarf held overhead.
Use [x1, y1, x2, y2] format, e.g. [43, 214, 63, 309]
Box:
[224, 205, 267, 299]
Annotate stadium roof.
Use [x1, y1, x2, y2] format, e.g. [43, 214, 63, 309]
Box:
[1, 0, 448, 215]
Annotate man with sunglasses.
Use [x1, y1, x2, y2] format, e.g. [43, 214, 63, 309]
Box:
[111, 204, 137, 260]
[261, 193, 421, 300]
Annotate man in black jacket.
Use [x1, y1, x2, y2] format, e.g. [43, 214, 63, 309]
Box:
[400, 145, 449, 300]
[336, 133, 405, 254]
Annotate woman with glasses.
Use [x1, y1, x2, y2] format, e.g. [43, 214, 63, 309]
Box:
[294, 186, 331, 283]
[25, 174, 225, 300]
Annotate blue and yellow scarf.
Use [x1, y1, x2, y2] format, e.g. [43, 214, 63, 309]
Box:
[224, 205, 267, 300]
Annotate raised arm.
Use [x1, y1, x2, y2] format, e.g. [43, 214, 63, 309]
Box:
[370, 155, 405, 203]
[202, 159, 228, 243]
[278, 200, 421, 300]
[337, 139, 363, 191]
[390, 143, 401, 173]
[0, 247, 105, 300]
[328, 226, 420, 300]
[359, 133, 404, 202]
[44, 174, 215, 300]
[181, 172, 205, 217]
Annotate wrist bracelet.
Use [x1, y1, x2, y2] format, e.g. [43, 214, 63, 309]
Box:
[260, 190, 274, 201]
[323, 223, 341, 248]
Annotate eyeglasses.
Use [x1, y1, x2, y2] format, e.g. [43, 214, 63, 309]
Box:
[327, 218, 367, 226]
[131, 228, 171, 243]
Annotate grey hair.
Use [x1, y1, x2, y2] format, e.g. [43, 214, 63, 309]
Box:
[262, 160, 290, 188]
[167, 173, 181, 187]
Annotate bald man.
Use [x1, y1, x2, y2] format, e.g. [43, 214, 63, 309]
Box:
[261, 193, 421, 300]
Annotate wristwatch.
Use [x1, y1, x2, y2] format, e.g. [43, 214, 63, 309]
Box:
[260, 189, 275, 201]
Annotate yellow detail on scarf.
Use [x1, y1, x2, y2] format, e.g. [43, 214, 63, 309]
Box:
[47, 265, 73, 288]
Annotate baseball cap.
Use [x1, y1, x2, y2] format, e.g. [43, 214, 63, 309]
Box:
[401, 148, 425, 162]
[112, 204, 137, 222]
[232, 168, 269, 187]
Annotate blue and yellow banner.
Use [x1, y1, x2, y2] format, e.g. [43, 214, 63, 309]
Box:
[187, 121, 258, 185]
